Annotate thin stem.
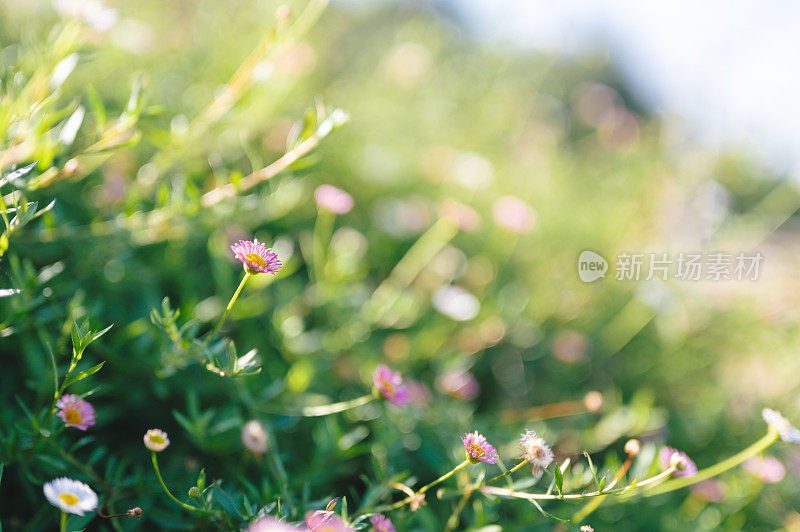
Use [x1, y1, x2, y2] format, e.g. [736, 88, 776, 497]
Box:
[477, 460, 530, 490]
[60, 512, 67, 532]
[204, 271, 250, 345]
[419, 459, 470, 495]
[368, 459, 471, 514]
[642, 429, 779, 497]
[257, 394, 375, 417]
[150, 452, 202, 513]
[479, 466, 677, 502]
[574, 451, 636, 521]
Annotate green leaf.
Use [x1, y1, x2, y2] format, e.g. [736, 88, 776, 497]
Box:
[196, 469, 206, 491]
[620, 477, 639, 495]
[86, 85, 107, 132]
[584, 451, 601, 491]
[529, 500, 569, 523]
[553, 461, 564, 497]
[212, 485, 245, 519]
[0, 162, 37, 188]
[63, 362, 105, 387]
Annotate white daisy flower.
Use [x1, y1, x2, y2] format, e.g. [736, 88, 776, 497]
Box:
[43, 477, 98, 516]
[143, 428, 170, 452]
[762, 408, 800, 443]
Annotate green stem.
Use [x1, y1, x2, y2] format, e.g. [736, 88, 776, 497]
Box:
[150, 452, 202, 513]
[477, 460, 530, 489]
[60, 511, 67, 532]
[205, 271, 250, 345]
[642, 429, 779, 497]
[369, 459, 472, 514]
[293, 394, 375, 417]
[479, 466, 677, 502]
[419, 459, 470, 495]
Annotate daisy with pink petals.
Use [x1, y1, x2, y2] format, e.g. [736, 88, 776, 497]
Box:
[370, 514, 396, 532]
[246, 516, 297, 531]
[462, 431, 499, 464]
[306, 510, 353, 531]
[231, 239, 282, 275]
[372, 365, 410, 406]
[56, 394, 96, 430]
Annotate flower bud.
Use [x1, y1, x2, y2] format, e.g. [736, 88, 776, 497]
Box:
[624, 439, 641, 457]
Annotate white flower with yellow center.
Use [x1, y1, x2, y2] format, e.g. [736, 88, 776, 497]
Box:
[43, 477, 98, 516]
[143, 428, 170, 452]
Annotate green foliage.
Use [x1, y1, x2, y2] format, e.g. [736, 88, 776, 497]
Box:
[0, 1, 797, 531]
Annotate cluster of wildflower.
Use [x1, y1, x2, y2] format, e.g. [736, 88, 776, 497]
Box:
[42, 235, 800, 531]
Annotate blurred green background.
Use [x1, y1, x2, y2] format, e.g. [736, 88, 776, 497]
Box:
[1, 0, 799, 530]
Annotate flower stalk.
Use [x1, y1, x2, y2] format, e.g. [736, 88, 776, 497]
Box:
[641, 428, 780, 497]
[150, 452, 203, 514]
[204, 271, 250, 345]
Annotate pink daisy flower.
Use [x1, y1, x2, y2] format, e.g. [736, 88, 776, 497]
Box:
[462, 431, 499, 464]
[246, 516, 297, 531]
[231, 239, 282, 275]
[305, 510, 353, 531]
[372, 365, 410, 406]
[370, 514, 396, 532]
[660, 446, 697, 477]
[56, 394, 96, 431]
[314, 184, 354, 214]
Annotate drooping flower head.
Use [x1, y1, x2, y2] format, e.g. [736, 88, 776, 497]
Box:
[56, 394, 96, 431]
[143, 429, 170, 452]
[519, 430, 554, 476]
[314, 184, 354, 214]
[305, 510, 353, 531]
[762, 408, 800, 443]
[370, 514, 396, 532]
[43, 477, 98, 516]
[660, 446, 697, 477]
[231, 239, 282, 275]
[372, 365, 410, 406]
[462, 431, 499, 464]
[242, 420, 269, 455]
[246, 516, 297, 532]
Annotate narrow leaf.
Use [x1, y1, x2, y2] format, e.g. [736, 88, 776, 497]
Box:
[553, 461, 564, 497]
[63, 362, 105, 387]
[529, 499, 569, 523]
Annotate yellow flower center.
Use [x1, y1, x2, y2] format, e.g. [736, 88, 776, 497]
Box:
[468, 443, 486, 458]
[150, 434, 165, 444]
[59, 493, 79, 505]
[381, 382, 395, 395]
[64, 409, 82, 425]
[245, 253, 267, 268]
